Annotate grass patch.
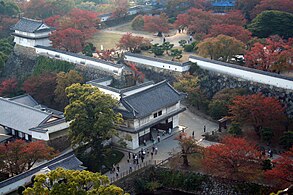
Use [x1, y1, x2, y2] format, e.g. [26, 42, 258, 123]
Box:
[89, 32, 123, 50]
[76, 146, 124, 174]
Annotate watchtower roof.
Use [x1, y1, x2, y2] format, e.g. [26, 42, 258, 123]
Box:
[11, 17, 54, 33]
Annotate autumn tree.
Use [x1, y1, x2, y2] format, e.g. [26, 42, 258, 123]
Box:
[265, 147, 293, 189]
[206, 24, 252, 43]
[251, 0, 293, 19]
[131, 15, 144, 31]
[144, 13, 170, 35]
[248, 10, 293, 39]
[229, 93, 286, 136]
[176, 132, 201, 167]
[110, 0, 128, 18]
[219, 10, 247, 26]
[23, 168, 127, 195]
[64, 84, 122, 156]
[50, 28, 85, 52]
[0, 78, 19, 97]
[174, 73, 207, 110]
[0, 140, 55, 176]
[197, 35, 245, 62]
[203, 136, 264, 180]
[117, 33, 150, 53]
[127, 63, 145, 83]
[22, 73, 57, 108]
[54, 70, 84, 110]
[244, 36, 293, 72]
[0, 1, 19, 38]
[208, 88, 247, 120]
[174, 8, 215, 34]
[96, 49, 115, 61]
[58, 8, 99, 38]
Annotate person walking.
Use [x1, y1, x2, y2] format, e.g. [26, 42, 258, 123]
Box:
[192, 131, 195, 138]
[151, 151, 154, 159]
[203, 125, 206, 133]
[155, 146, 158, 155]
[116, 164, 120, 172]
[157, 134, 160, 142]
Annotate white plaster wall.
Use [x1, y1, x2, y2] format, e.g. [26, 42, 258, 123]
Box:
[189, 57, 293, 90]
[31, 131, 49, 141]
[14, 37, 35, 47]
[15, 30, 50, 38]
[98, 88, 120, 99]
[45, 122, 70, 134]
[172, 114, 179, 128]
[35, 39, 51, 47]
[35, 47, 123, 75]
[112, 131, 139, 149]
[125, 55, 190, 72]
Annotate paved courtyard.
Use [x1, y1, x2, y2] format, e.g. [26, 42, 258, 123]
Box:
[106, 108, 218, 181]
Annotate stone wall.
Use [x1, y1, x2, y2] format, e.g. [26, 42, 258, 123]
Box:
[1, 45, 37, 80]
[200, 71, 293, 117]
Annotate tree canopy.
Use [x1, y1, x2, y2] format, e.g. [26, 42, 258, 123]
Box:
[248, 10, 293, 39]
[0, 140, 55, 176]
[197, 35, 245, 62]
[64, 83, 122, 151]
[23, 168, 128, 195]
[203, 136, 264, 180]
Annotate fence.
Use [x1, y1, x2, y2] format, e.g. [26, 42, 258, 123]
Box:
[109, 159, 168, 183]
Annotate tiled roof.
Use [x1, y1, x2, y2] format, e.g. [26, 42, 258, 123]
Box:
[12, 17, 53, 33]
[48, 155, 86, 171]
[9, 94, 39, 107]
[120, 81, 185, 118]
[0, 97, 51, 132]
[189, 55, 293, 81]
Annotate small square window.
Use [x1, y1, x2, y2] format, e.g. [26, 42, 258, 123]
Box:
[158, 111, 162, 116]
[153, 113, 157, 118]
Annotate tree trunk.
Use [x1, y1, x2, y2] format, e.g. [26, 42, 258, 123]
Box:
[182, 154, 189, 167]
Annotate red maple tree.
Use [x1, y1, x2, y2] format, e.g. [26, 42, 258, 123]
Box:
[127, 63, 144, 83]
[50, 28, 85, 53]
[207, 24, 252, 43]
[265, 146, 293, 188]
[218, 10, 247, 26]
[203, 136, 264, 180]
[0, 78, 18, 97]
[0, 140, 55, 176]
[229, 93, 286, 134]
[143, 14, 170, 34]
[244, 36, 293, 72]
[117, 33, 150, 53]
[22, 73, 57, 107]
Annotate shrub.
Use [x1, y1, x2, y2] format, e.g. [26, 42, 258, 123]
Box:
[184, 44, 193, 52]
[131, 15, 144, 31]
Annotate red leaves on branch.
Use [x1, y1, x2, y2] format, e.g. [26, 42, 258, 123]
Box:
[143, 14, 170, 33]
[207, 24, 252, 43]
[244, 36, 293, 72]
[0, 140, 55, 176]
[117, 33, 149, 53]
[127, 63, 144, 83]
[50, 28, 85, 53]
[203, 136, 264, 180]
[0, 78, 18, 97]
[229, 93, 286, 132]
[22, 73, 57, 107]
[265, 147, 293, 188]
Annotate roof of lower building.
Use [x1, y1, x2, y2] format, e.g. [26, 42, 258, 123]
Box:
[9, 94, 39, 107]
[0, 96, 65, 133]
[48, 154, 86, 171]
[119, 80, 185, 118]
[11, 17, 54, 33]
